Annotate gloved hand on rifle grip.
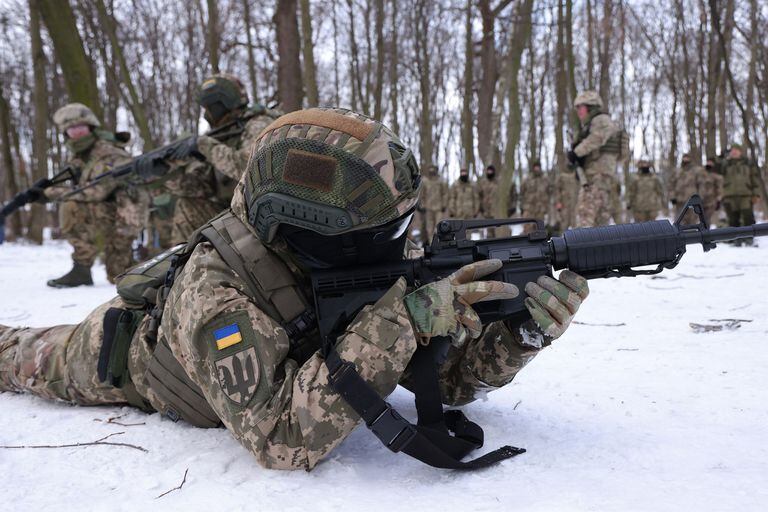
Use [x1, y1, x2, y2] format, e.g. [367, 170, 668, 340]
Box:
[523, 270, 589, 341]
[404, 259, 519, 347]
[26, 178, 53, 203]
[134, 154, 166, 180]
[169, 136, 199, 161]
[567, 150, 579, 166]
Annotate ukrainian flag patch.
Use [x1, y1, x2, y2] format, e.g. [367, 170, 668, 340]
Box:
[214, 323, 243, 350]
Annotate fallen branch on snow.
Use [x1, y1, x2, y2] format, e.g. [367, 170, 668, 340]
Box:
[94, 413, 146, 427]
[0, 431, 148, 452]
[690, 318, 752, 333]
[156, 468, 189, 499]
[573, 321, 626, 327]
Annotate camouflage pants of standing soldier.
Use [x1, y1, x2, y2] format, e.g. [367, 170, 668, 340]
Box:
[60, 193, 146, 282]
[723, 196, 755, 245]
[577, 184, 613, 227]
[558, 205, 577, 231]
[0, 297, 135, 405]
[632, 210, 657, 222]
[423, 209, 443, 241]
[521, 208, 548, 234]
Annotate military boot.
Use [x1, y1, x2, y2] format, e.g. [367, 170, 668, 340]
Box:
[46, 263, 94, 288]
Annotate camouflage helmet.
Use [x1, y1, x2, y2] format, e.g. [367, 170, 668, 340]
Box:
[573, 90, 603, 108]
[243, 108, 421, 243]
[636, 159, 652, 168]
[196, 74, 249, 122]
[730, 143, 743, 151]
[53, 103, 100, 132]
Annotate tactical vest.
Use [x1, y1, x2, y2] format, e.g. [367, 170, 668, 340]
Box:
[106, 210, 316, 428]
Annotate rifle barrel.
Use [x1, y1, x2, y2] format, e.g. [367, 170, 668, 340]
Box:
[681, 222, 768, 245]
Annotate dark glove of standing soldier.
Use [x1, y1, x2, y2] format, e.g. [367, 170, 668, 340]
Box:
[25, 178, 53, 203]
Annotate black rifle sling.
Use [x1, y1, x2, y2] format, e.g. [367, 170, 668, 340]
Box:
[324, 342, 525, 470]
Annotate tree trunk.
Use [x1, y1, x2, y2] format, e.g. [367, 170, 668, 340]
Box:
[207, 0, 220, 73]
[597, 0, 613, 108]
[565, 0, 578, 130]
[242, 0, 259, 103]
[461, 0, 474, 170]
[500, 0, 533, 215]
[388, 0, 399, 134]
[554, 0, 567, 173]
[28, 0, 48, 244]
[476, 0, 496, 167]
[299, 0, 319, 106]
[94, 0, 154, 149]
[0, 84, 22, 241]
[586, 0, 595, 90]
[373, 0, 385, 120]
[37, 0, 103, 119]
[275, 0, 304, 111]
[414, 0, 433, 167]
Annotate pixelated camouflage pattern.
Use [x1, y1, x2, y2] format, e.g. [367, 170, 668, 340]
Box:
[703, 171, 724, 222]
[0, 296, 136, 405]
[46, 139, 148, 281]
[576, 180, 613, 227]
[448, 180, 479, 218]
[245, 108, 421, 234]
[419, 174, 449, 239]
[573, 113, 619, 184]
[573, 90, 604, 108]
[478, 175, 517, 218]
[555, 169, 579, 229]
[53, 103, 101, 131]
[520, 170, 550, 220]
[628, 172, 664, 221]
[404, 259, 519, 347]
[197, 112, 277, 182]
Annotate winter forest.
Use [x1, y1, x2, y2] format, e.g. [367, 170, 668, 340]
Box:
[1, 0, 767, 241]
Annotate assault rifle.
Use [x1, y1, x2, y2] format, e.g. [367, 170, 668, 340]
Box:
[58, 113, 253, 200]
[0, 165, 80, 244]
[313, 194, 768, 469]
[312, 195, 768, 339]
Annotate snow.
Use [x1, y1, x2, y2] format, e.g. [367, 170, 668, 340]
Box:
[1, 235, 767, 511]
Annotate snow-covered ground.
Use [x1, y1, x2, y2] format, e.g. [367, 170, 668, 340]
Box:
[1, 234, 767, 512]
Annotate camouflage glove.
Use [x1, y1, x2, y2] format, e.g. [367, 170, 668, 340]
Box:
[522, 270, 589, 341]
[404, 259, 519, 347]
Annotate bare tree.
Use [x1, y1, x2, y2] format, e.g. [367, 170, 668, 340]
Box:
[275, 0, 303, 111]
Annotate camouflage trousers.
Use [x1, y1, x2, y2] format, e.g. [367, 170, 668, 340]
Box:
[632, 209, 657, 222]
[576, 184, 613, 227]
[557, 204, 577, 231]
[423, 209, 443, 242]
[60, 194, 146, 282]
[521, 208, 548, 234]
[723, 196, 755, 228]
[0, 297, 133, 405]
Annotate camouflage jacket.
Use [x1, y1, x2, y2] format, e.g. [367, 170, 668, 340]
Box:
[478, 176, 517, 217]
[197, 111, 280, 182]
[127, 191, 543, 471]
[722, 157, 760, 198]
[520, 172, 551, 215]
[628, 173, 664, 211]
[420, 175, 449, 212]
[573, 113, 619, 184]
[672, 163, 710, 204]
[46, 139, 133, 203]
[448, 181, 479, 218]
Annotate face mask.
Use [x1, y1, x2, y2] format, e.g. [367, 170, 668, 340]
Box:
[705, 164, 713, 170]
[459, 175, 469, 183]
[203, 102, 231, 126]
[640, 167, 651, 174]
[682, 160, 691, 167]
[66, 132, 97, 155]
[486, 172, 495, 180]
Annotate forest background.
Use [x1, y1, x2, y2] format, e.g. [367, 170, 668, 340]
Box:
[1, 0, 766, 241]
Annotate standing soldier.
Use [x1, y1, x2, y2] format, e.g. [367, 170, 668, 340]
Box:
[703, 156, 724, 225]
[671, 153, 710, 224]
[720, 144, 761, 245]
[627, 160, 664, 222]
[147, 74, 278, 246]
[42, 103, 147, 287]
[196, 74, 281, 184]
[555, 165, 579, 231]
[520, 161, 550, 229]
[568, 91, 620, 227]
[478, 164, 517, 237]
[448, 168, 479, 218]
[418, 164, 448, 241]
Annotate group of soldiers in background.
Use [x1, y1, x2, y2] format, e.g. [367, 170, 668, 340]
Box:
[412, 90, 764, 246]
[39, 74, 280, 287]
[35, 85, 765, 288]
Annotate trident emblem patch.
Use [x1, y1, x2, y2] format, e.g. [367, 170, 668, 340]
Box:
[215, 347, 259, 406]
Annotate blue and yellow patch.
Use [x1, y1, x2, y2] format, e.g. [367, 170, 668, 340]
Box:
[214, 323, 243, 350]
